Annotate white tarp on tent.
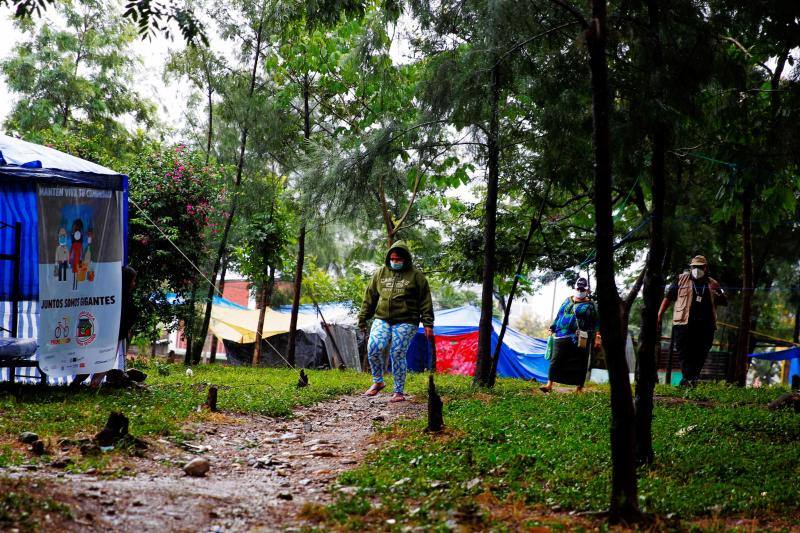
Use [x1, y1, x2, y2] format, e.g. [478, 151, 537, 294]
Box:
[0, 134, 117, 174]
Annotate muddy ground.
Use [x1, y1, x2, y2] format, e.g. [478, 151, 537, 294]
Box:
[2, 393, 424, 532]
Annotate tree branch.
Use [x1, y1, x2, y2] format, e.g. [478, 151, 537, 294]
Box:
[623, 265, 646, 312]
[492, 20, 580, 68]
[549, 0, 589, 29]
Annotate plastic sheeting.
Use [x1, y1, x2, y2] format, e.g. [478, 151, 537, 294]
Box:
[1, 134, 118, 175]
[0, 183, 38, 300]
[749, 346, 800, 386]
[209, 305, 317, 343]
[165, 292, 247, 309]
[405, 305, 549, 382]
[274, 303, 358, 330]
[323, 324, 361, 371]
[748, 346, 800, 361]
[0, 135, 128, 384]
[222, 330, 328, 369]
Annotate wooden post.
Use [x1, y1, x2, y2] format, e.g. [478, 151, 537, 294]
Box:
[205, 385, 218, 411]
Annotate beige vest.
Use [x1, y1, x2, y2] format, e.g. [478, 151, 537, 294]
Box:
[673, 272, 719, 326]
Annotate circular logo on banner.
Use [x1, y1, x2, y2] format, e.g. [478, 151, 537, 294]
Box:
[75, 311, 97, 347]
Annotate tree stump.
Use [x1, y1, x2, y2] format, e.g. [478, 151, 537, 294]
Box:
[205, 385, 218, 411]
[95, 412, 129, 447]
[297, 369, 309, 388]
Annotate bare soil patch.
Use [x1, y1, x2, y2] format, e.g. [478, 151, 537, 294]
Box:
[1, 393, 423, 532]
[653, 395, 715, 408]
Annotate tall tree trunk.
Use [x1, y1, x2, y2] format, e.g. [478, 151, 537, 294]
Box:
[733, 190, 754, 386]
[193, 19, 265, 364]
[634, 0, 667, 466]
[266, 266, 275, 306]
[253, 267, 276, 367]
[252, 284, 268, 366]
[205, 86, 214, 166]
[587, 0, 640, 521]
[633, 131, 665, 465]
[288, 74, 311, 367]
[377, 176, 396, 246]
[488, 181, 550, 387]
[621, 268, 646, 336]
[473, 62, 501, 388]
[184, 281, 198, 365]
[288, 225, 305, 367]
[208, 251, 228, 364]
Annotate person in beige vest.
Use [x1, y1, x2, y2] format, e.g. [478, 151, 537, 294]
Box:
[657, 255, 727, 387]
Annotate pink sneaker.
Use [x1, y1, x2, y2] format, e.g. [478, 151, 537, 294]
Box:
[363, 382, 385, 396]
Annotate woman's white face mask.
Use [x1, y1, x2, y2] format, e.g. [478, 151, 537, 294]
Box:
[574, 289, 588, 299]
[691, 267, 705, 279]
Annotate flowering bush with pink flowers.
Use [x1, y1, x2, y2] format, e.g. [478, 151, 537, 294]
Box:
[127, 144, 229, 337]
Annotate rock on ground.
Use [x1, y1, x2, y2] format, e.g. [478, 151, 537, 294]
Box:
[183, 457, 210, 477]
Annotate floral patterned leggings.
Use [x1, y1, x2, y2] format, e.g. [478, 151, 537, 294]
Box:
[367, 318, 418, 394]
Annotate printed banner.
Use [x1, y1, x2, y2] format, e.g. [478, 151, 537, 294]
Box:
[36, 185, 122, 377]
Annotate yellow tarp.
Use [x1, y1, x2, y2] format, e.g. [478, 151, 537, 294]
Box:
[209, 305, 317, 344]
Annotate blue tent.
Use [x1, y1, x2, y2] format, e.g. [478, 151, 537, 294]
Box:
[405, 305, 549, 382]
[165, 292, 247, 310]
[749, 346, 800, 385]
[0, 134, 128, 384]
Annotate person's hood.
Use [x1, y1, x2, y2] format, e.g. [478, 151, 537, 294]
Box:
[384, 240, 413, 271]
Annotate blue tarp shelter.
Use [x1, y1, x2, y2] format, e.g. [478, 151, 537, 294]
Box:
[749, 346, 800, 385]
[165, 292, 247, 310]
[0, 134, 128, 384]
[405, 305, 549, 382]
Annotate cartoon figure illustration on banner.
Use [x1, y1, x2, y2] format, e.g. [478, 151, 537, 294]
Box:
[69, 218, 83, 290]
[55, 227, 69, 281]
[84, 228, 95, 282]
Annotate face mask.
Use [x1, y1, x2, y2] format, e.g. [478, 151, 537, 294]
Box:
[59, 236, 67, 245]
[389, 261, 404, 271]
[574, 290, 588, 299]
[87, 237, 92, 244]
[73, 231, 81, 241]
[691, 268, 705, 279]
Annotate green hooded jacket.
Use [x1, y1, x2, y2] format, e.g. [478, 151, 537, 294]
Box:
[357, 241, 434, 329]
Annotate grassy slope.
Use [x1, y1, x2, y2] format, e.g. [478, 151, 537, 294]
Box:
[323, 381, 800, 530]
[0, 365, 373, 466]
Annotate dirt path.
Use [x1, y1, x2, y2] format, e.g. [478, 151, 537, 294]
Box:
[4, 394, 424, 532]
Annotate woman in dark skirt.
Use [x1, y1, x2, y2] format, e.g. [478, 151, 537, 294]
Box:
[540, 278, 597, 393]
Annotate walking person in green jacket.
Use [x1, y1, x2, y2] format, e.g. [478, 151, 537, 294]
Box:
[358, 241, 434, 402]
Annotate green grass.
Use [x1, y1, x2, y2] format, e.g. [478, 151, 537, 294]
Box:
[3, 366, 799, 530]
[0, 363, 375, 466]
[323, 381, 800, 531]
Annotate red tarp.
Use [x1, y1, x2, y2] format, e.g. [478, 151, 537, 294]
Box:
[435, 331, 479, 375]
